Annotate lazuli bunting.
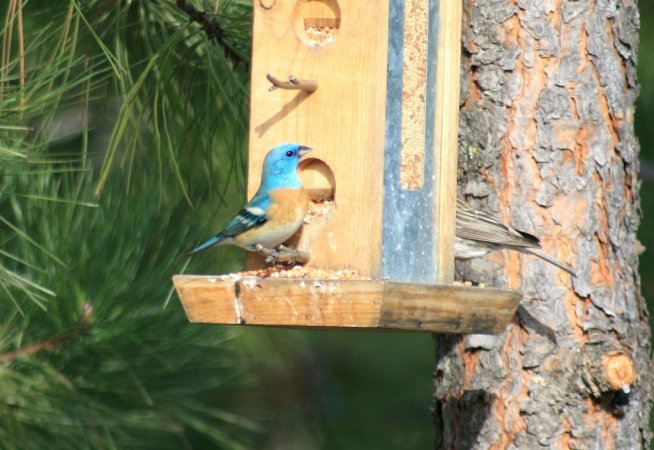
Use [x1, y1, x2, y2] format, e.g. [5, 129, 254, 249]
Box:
[455, 199, 575, 276]
[187, 143, 311, 261]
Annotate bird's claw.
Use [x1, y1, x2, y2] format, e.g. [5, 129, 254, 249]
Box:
[255, 244, 279, 264]
[276, 244, 297, 263]
[255, 244, 310, 266]
[266, 249, 280, 264]
[275, 244, 311, 265]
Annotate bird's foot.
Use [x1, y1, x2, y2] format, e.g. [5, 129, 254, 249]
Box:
[276, 245, 311, 265]
[254, 244, 310, 265]
[276, 245, 297, 265]
[255, 244, 280, 264]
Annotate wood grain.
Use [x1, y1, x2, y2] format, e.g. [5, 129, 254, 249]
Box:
[380, 282, 519, 333]
[173, 275, 521, 334]
[433, 0, 462, 284]
[174, 276, 238, 324]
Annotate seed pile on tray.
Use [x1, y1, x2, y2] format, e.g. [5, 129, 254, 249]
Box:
[238, 265, 365, 280]
[452, 280, 486, 288]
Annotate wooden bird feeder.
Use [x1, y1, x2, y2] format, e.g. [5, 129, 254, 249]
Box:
[174, 0, 522, 333]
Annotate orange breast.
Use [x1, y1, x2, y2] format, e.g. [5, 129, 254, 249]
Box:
[233, 188, 309, 249]
[266, 188, 309, 225]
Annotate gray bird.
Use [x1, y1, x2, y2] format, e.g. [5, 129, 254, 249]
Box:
[455, 199, 575, 277]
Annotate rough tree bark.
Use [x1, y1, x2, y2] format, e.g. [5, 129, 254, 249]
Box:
[433, 0, 651, 448]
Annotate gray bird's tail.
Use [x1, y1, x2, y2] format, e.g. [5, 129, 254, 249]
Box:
[523, 247, 576, 277]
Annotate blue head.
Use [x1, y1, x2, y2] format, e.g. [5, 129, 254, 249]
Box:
[260, 143, 312, 190]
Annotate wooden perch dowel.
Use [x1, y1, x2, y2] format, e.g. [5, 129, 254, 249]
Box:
[255, 244, 311, 265]
[266, 74, 318, 93]
[173, 275, 522, 334]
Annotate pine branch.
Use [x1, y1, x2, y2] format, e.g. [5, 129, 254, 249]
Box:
[0, 2, 255, 447]
[0, 304, 92, 362]
[175, 0, 248, 66]
[0, 326, 85, 362]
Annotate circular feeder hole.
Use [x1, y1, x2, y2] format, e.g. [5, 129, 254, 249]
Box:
[294, 0, 341, 48]
[299, 157, 335, 201]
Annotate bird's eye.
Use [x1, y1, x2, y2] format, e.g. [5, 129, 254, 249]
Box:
[285, 150, 294, 157]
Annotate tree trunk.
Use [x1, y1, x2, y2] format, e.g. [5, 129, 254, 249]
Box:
[434, 0, 651, 448]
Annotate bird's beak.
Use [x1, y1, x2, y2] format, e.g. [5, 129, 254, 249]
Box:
[297, 146, 312, 157]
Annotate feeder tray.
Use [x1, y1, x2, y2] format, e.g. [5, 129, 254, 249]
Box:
[173, 275, 521, 334]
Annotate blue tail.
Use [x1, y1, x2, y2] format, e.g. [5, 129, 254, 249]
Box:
[185, 235, 226, 257]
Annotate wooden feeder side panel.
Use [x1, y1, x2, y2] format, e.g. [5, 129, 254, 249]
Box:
[432, 0, 462, 284]
[174, 276, 239, 324]
[238, 278, 384, 328]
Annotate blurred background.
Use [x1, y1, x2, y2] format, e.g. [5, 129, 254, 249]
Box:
[0, 1, 650, 449]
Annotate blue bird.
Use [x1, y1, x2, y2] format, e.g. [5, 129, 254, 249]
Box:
[187, 143, 312, 259]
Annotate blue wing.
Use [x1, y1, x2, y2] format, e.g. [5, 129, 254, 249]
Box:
[186, 190, 269, 256]
[221, 206, 268, 237]
[220, 189, 270, 236]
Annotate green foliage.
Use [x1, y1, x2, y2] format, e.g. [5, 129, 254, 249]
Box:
[1, 1, 652, 449]
[636, 2, 654, 307]
[0, 1, 257, 448]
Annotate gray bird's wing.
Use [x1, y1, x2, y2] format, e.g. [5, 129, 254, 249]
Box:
[455, 199, 540, 249]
